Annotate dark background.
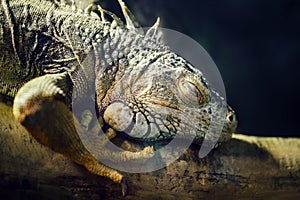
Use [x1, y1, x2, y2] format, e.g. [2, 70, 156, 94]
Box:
[96, 0, 300, 137]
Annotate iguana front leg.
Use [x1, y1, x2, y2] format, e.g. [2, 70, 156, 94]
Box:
[12, 73, 131, 195]
[12, 72, 154, 196]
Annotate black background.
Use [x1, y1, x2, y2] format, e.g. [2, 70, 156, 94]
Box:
[98, 0, 300, 137]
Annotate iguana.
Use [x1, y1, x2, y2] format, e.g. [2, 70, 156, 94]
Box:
[0, 0, 237, 196]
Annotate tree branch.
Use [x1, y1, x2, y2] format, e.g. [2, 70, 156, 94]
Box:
[0, 102, 299, 199]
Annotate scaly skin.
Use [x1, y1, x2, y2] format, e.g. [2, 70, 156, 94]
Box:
[0, 0, 237, 196]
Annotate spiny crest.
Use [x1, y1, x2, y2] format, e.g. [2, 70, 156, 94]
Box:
[57, 0, 162, 42]
[101, 0, 165, 53]
[97, 0, 161, 39]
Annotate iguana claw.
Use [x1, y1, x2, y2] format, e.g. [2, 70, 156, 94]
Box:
[121, 178, 128, 197]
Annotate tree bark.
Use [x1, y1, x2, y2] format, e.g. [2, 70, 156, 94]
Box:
[0, 102, 299, 200]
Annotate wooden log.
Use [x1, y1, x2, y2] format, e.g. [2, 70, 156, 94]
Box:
[0, 102, 299, 200]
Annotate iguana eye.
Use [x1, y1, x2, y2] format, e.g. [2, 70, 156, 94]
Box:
[178, 78, 205, 105]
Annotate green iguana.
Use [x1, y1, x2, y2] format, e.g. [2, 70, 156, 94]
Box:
[0, 0, 237, 196]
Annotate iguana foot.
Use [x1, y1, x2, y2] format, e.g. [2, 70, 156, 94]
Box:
[82, 122, 155, 162]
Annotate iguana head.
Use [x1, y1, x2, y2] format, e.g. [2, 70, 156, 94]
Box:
[93, 23, 237, 145]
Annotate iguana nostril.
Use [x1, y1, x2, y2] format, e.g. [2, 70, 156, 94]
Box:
[228, 114, 234, 122]
[225, 110, 238, 132]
